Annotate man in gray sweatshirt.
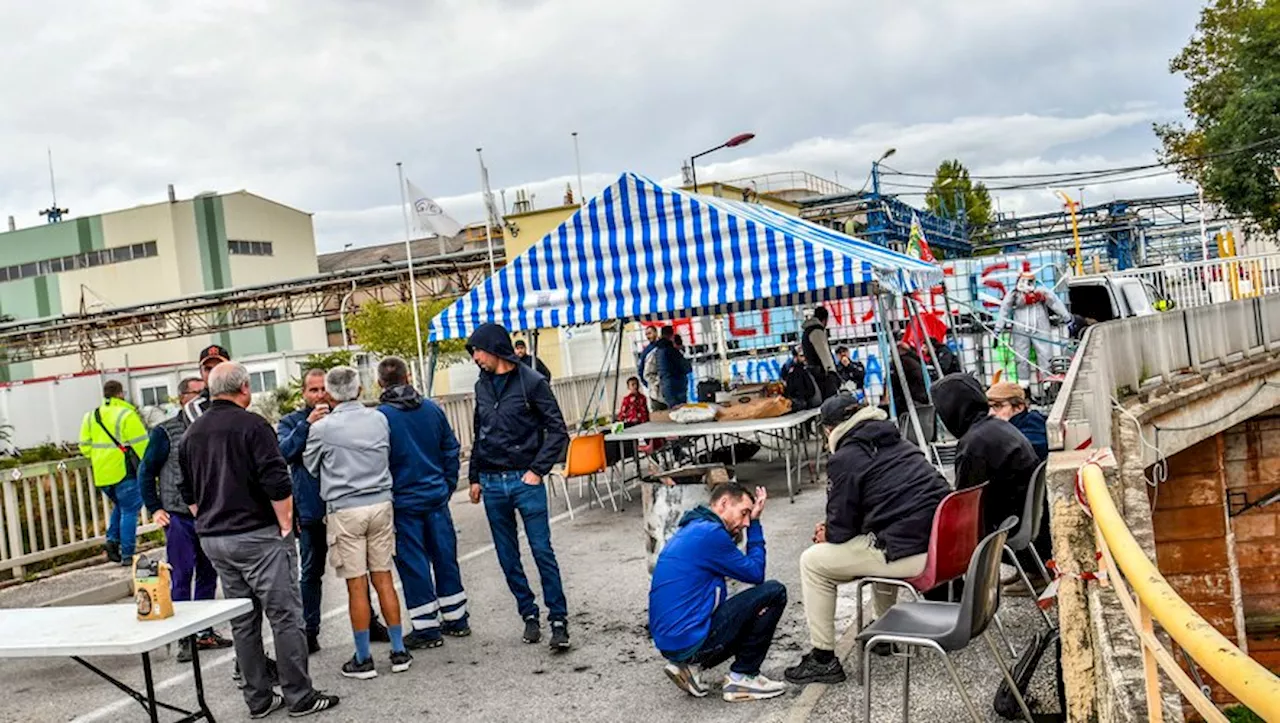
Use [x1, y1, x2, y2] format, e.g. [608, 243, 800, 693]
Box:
[304, 366, 411, 680]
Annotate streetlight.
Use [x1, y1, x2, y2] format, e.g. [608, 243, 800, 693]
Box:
[859, 148, 896, 194]
[690, 132, 755, 193]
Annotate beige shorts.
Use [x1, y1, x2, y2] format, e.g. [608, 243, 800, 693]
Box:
[326, 501, 395, 580]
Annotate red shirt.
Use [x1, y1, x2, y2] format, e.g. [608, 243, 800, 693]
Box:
[618, 391, 650, 425]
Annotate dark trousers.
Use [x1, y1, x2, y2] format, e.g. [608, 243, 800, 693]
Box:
[683, 580, 787, 676]
[479, 471, 567, 622]
[394, 502, 469, 636]
[297, 519, 383, 637]
[166, 514, 218, 635]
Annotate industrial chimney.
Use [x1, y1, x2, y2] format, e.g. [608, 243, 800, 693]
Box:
[7, 216, 14, 232]
[167, 184, 176, 203]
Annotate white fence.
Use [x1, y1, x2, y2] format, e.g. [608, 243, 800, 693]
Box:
[0, 371, 624, 578]
[1111, 253, 1280, 311]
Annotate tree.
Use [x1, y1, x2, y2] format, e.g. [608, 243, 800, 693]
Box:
[924, 160, 994, 234]
[1156, 0, 1280, 230]
[346, 298, 466, 362]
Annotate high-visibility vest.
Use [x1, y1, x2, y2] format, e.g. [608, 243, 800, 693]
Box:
[78, 398, 150, 487]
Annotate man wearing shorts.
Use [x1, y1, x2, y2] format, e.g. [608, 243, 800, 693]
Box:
[304, 366, 411, 679]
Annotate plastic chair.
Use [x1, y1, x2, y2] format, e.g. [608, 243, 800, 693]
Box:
[1004, 460, 1054, 628]
[857, 517, 1034, 723]
[851, 483, 986, 676]
[551, 434, 625, 516]
[897, 404, 937, 446]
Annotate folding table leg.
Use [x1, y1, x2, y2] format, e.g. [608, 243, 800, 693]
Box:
[141, 651, 160, 723]
[189, 634, 215, 722]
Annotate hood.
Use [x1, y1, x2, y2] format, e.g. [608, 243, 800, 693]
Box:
[932, 373, 989, 438]
[828, 406, 890, 453]
[677, 505, 724, 530]
[467, 323, 520, 363]
[379, 384, 422, 411]
[803, 316, 823, 331]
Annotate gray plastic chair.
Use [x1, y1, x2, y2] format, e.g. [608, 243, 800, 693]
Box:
[896, 404, 937, 446]
[856, 517, 1034, 723]
[1004, 460, 1054, 628]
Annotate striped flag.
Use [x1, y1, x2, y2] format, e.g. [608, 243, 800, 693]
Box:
[906, 212, 936, 262]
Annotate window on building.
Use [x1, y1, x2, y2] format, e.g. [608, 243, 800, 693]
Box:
[228, 240, 274, 256]
[249, 370, 278, 394]
[139, 385, 169, 407]
[0, 240, 158, 285]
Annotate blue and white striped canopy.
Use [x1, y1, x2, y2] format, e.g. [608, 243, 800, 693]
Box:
[429, 172, 942, 341]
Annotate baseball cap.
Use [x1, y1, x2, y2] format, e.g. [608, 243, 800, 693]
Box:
[819, 393, 863, 427]
[199, 344, 231, 365]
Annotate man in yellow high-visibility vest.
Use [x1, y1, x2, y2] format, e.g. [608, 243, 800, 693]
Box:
[79, 379, 150, 565]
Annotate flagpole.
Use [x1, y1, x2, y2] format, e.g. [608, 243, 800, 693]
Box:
[397, 162, 429, 389]
[477, 148, 497, 276]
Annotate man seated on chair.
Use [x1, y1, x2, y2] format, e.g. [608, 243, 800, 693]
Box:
[986, 381, 1048, 462]
[784, 394, 949, 686]
[648, 482, 789, 702]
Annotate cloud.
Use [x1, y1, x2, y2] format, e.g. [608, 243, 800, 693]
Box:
[0, 0, 1206, 253]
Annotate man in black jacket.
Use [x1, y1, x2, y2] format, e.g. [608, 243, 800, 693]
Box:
[179, 362, 339, 719]
[932, 373, 1039, 536]
[882, 339, 929, 417]
[513, 339, 552, 381]
[784, 394, 948, 685]
[466, 323, 572, 651]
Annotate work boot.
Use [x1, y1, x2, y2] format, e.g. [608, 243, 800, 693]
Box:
[442, 621, 472, 638]
[104, 540, 121, 563]
[176, 638, 194, 664]
[403, 630, 443, 650]
[549, 621, 570, 651]
[784, 651, 846, 685]
[522, 616, 541, 644]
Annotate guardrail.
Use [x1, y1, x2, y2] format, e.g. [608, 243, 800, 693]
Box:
[1080, 463, 1280, 721]
[1047, 294, 1280, 451]
[1112, 253, 1280, 311]
[0, 370, 624, 578]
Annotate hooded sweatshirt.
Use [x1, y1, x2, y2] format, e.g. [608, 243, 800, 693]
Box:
[467, 323, 569, 483]
[648, 505, 767, 657]
[378, 384, 461, 512]
[824, 406, 948, 560]
[932, 373, 1040, 533]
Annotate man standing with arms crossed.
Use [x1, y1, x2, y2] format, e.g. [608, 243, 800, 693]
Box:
[137, 376, 232, 663]
[180, 362, 338, 718]
[466, 323, 571, 650]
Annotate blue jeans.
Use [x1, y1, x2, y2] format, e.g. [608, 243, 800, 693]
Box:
[297, 521, 327, 636]
[101, 477, 142, 559]
[479, 471, 567, 622]
[671, 580, 787, 676]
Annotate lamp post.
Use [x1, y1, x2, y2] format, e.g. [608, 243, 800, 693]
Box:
[690, 132, 755, 193]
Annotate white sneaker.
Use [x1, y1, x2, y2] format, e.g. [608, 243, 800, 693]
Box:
[721, 673, 788, 702]
[663, 662, 708, 697]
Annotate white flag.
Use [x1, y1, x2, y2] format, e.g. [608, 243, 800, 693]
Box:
[405, 180, 464, 238]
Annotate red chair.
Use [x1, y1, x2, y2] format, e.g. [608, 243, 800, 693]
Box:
[851, 483, 986, 672]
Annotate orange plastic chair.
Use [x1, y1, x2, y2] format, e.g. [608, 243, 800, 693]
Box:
[553, 433, 626, 516]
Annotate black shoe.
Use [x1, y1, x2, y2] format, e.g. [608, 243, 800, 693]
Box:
[442, 623, 472, 638]
[250, 693, 285, 719]
[289, 692, 340, 718]
[119, 556, 133, 568]
[404, 630, 444, 650]
[522, 617, 541, 644]
[368, 619, 390, 643]
[105, 540, 121, 563]
[784, 652, 847, 685]
[390, 649, 413, 673]
[307, 633, 321, 656]
[176, 638, 194, 664]
[549, 621, 570, 651]
[341, 654, 377, 680]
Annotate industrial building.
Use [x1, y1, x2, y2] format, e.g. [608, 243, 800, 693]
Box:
[0, 187, 328, 382]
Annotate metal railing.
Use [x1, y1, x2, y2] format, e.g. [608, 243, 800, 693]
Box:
[717, 171, 852, 199]
[1080, 463, 1280, 721]
[0, 371, 624, 578]
[1111, 253, 1280, 310]
[1047, 294, 1280, 451]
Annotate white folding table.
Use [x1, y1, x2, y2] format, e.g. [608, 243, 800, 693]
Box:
[605, 408, 823, 501]
[0, 599, 251, 723]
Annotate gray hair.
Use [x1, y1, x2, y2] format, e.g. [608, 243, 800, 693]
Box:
[208, 362, 250, 397]
[325, 366, 361, 402]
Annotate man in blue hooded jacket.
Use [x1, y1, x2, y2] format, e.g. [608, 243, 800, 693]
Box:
[374, 356, 470, 649]
[648, 482, 789, 702]
[278, 368, 386, 654]
[466, 323, 571, 651]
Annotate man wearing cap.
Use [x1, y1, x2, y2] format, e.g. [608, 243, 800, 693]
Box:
[513, 339, 552, 382]
[784, 394, 948, 685]
[466, 323, 571, 650]
[184, 344, 232, 423]
[986, 382, 1048, 462]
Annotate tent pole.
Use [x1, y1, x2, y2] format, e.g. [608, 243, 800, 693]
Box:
[611, 322, 626, 419]
[583, 321, 622, 431]
[879, 294, 928, 453]
[938, 272, 966, 373]
[425, 342, 439, 397]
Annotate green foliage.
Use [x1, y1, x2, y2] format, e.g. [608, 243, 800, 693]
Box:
[347, 298, 466, 361]
[924, 160, 994, 235]
[0, 443, 77, 471]
[1224, 705, 1264, 723]
[1155, 0, 1280, 231]
[296, 350, 354, 375]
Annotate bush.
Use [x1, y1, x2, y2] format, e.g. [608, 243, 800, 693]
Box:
[1224, 706, 1263, 723]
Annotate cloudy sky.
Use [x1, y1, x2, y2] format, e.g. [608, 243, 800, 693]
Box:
[0, 0, 1205, 252]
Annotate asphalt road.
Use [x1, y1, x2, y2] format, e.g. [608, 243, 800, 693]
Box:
[0, 454, 1059, 722]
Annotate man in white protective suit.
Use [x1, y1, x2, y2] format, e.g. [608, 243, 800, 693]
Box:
[993, 270, 1070, 394]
